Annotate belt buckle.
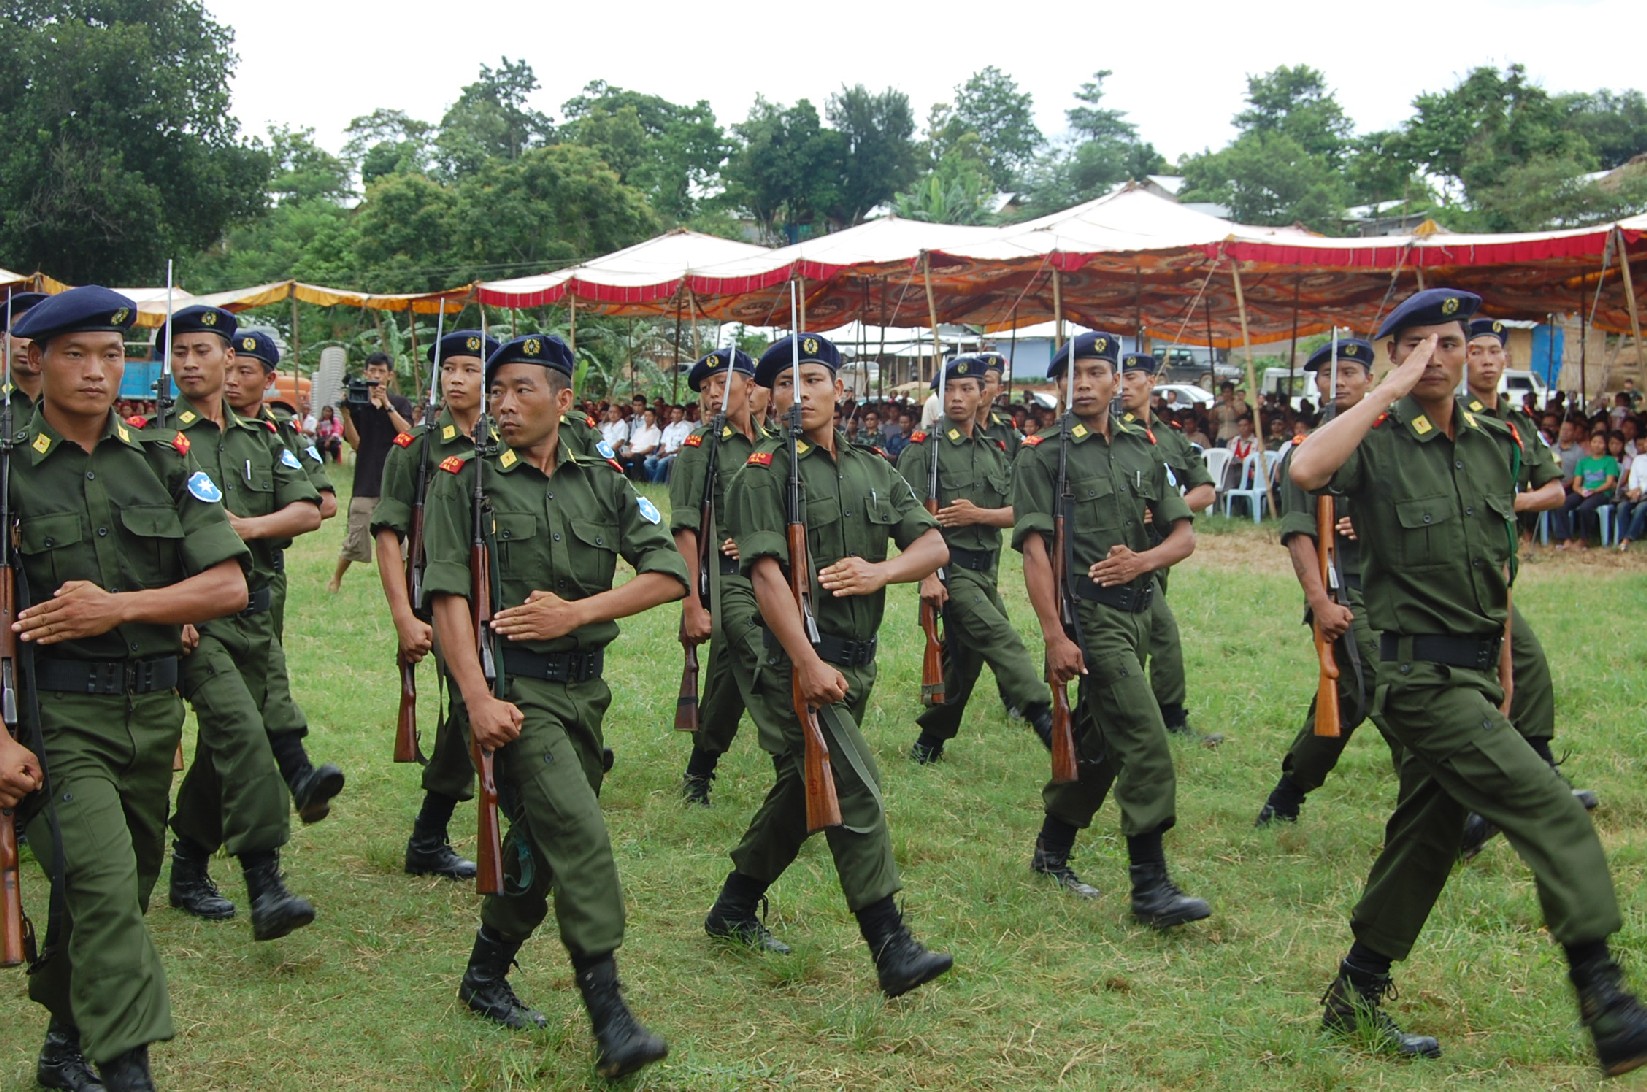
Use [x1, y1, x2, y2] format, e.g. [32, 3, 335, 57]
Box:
[91, 662, 119, 694]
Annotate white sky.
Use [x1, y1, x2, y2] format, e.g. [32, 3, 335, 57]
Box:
[209, 0, 1642, 165]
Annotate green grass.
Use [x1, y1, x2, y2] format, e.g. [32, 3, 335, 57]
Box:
[4, 476, 1646, 1090]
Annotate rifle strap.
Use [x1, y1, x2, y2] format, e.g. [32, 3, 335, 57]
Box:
[15, 567, 66, 974]
[812, 703, 880, 834]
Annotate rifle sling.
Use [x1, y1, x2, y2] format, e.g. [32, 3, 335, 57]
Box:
[14, 568, 67, 973]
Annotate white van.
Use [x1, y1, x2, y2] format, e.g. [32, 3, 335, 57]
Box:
[1501, 369, 1547, 407]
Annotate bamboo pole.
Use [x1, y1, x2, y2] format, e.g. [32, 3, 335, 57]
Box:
[1229, 259, 1277, 518]
[568, 296, 577, 354]
[687, 290, 701, 362]
[797, 275, 807, 332]
[289, 286, 301, 415]
[407, 312, 421, 405]
[671, 297, 684, 403]
[1616, 226, 1646, 394]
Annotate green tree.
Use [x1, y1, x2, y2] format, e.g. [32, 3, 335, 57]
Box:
[824, 85, 919, 224]
[0, 0, 270, 282]
[1233, 65, 1353, 167]
[265, 126, 352, 205]
[1559, 89, 1647, 170]
[940, 66, 1043, 189]
[433, 58, 555, 180]
[1179, 131, 1349, 230]
[1019, 71, 1166, 216]
[893, 134, 996, 224]
[342, 108, 435, 186]
[351, 173, 459, 292]
[724, 97, 846, 242]
[559, 81, 728, 222]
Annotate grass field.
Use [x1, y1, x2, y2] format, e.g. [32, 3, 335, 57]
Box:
[3, 473, 1646, 1091]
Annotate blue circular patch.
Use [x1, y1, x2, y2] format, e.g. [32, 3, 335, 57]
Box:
[187, 471, 223, 503]
[636, 496, 661, 525]
[596, 440, 616, 460]
[306, 444, 321, 463]
[280, 448, 301, 469]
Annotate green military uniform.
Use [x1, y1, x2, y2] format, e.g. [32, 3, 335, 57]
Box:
[1012, 414, 1191, 837]
[724, 430, 937, 910]
[421, 438, 687, 956]
[668, 417, 772, 761]
[980, 408, 1022, 462]
[13, 410, 247, 1065]
[897, 421, 1049, 746]
[168, 399, 320, 857]
[371, 408, 480, 804]
[1330, 395, 1618, 959]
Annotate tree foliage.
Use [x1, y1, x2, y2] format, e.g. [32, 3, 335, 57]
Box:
[930, 66, 1043, 191]
[724, 97, 846, 242]
[560, 81, 728, 222]
[825, 85, 919, 224]
[433, 57, 555, 180]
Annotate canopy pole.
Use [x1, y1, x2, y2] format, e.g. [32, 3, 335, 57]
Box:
[288, 285, 301, 415]
[671, 296, 684, 404]
[407, 311, 422, 405]
[877, 276, 889, 400]
[1229, 259, 1277, 518]
[1133, 266, 1145, 355]
[1415, 266, 1426, 291]
[568, 297, 577, 355]
[1616, 226, 1646, 401]
[797, 275, 807, 332]
[687, 290, 701, 363]
[1287, 276, 1301, 417]
[1006, 302, 1020, 406]
[628, 318, 637, 401]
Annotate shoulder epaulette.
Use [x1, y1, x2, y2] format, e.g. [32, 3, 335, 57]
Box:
[747, 451, 774, 467]
[264, 419, 278, 433]
[127, 414, 149, 429]
[910, 430, 928, 443]
[684, 433, 703, 447]
[1373, 413, 1390, 428]
[439, 454, 466, 474]
[1144, 428, 1157, 445]
[1022, 434, 1045, 447]
[996, 439, 1007, 451]
[171, 431, 190, 456]
[1507, 421, 1524, 451]
[394, 431, 415, 448]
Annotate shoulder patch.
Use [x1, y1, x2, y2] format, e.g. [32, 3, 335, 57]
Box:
[439, 455, 465, 474]
[280, 447, 301, 468]
[1022, 434, 1045, 447]
[684, 433, 703, 447]
[636, 496, 662, 525]
[394, 431, 415, 448]
[747, 451, 774, 467]
[910, 430, 927, 443]
[996, 439, 1007, 451]
[171, 431, 190, 456]
[186, 471, 222, 503]
[1373, 414, 1389, 428]
[1507, 421, 1524, 451]
[306, 444, 321, 463]
[1144, 428, 1157, 445]
[595, 440, 616, 460]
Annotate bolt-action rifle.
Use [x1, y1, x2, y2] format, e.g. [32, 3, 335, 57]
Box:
[396, 309, 445, 762]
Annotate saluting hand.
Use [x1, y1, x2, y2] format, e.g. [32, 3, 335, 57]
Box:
[796, 655, 849, 707]
[1090, 544, 1149, 587]
[0, 734, 43, 810]
[817, 556, 887, 598]
[1372, 334, 1438, 405]
[492, 590, 584, 642]
[470, 695, 524, 750]
[936, 498, 983, 527]
[14, 581, 125, 644]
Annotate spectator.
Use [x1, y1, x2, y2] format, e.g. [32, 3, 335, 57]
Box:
[599, 404, 630, 454]
[330, 352, 414, 592]
[1610, 393, 1632, 429]
[862, 409, 881, 443]
[1552, 418, 1585, 480]
[1554, 431, 1619, 549]
[314, 404, 344, 463]
[1622, 415, 1640, 456]
[625, 407, 661, 479]
[884, 413, 914, 458]
[1616, 439, 1647, 551]
[1611, 430, 1632, 484]
[1264, 414, 1290, 451]
[651, 404, 691, 483]
[1212, 382, 1248, 443]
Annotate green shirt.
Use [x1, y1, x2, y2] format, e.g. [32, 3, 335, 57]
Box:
[1011, 414, 1193, 594]
[171, 397, 320, 584]
[372, 407, 486, 541]
[1461, 395, 1562, 492]
[263, 404, 334, 498]
[10, 409, 249, 660]
[980, 410, 1023, 462]
[1328, 396, 1520, 637]
[421, 437, 688, 654]
[894, 420, 1012, 554]
[1277, 437, 1363, 581]
[668, 418, 773, 538]
[727, 429, 936, 644]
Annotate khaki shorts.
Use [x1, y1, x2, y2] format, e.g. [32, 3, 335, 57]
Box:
[340, 495, 380, 562]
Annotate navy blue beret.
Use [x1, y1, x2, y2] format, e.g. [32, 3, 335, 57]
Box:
[1119, 352, 1159, 375]
[929, 355, 990, 390]
[1466, 318, 1507, 345]
[1374, 288, 1481, 340]
[161, 305, 238, 345]
[1047, 331, 1123, 380]
[1304, 338, 1375, 372]
[2, 291, 49, 333]
[754, 333, 841, 388]
[233, 330, 280, 370]
[430, 328, 499, 366]
[11, 286, 138, 342]
[486, 333, 575, 385]
[688, 346, 756, 392]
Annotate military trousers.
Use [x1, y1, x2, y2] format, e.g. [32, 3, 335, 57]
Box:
[1281, 607, 1401, 793]
[1350, 653, 1620, 961]
[422, 669, 476, 802]
[171, 610, 291, 855]
[1144, 581, 1187, 712]
[1042, 601, 1177, 837]
[729, 621, 900, 912]
[692, 581, 760, 757]
[915, 566, 1049, 741]
[1507, 605, 1555, 743]
[481, 673, 624, 959]
[24, 691, 180, 1065]
[261, 570, 311, 742]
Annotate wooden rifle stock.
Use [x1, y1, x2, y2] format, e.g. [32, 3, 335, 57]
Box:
[1498, 588, 1514, 716]
[0, 562, 25, 965]
[396, 456, 432, 763]
[674, 623, 700, 732]
[1312, 496, 1342, 738]
[394, 654, 420, 762]
[787, 522, 842, 834]
[918, 498, 946, 706]
[1047, 507, 1078, 784]
[470, 533, 504, 896]
[674, 473, 717, 734]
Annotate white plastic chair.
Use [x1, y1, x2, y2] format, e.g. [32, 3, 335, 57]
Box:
[1203, 448, 1233, 506]
[1222, 451, 1270, 522]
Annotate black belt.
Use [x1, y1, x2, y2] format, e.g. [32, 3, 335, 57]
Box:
[240, 586, 273, 616]
[762, 626, 878, 668]
[1342, 572, 1362, 593]
[719, 555, 740, 577]
[947, 546, 997, 572]
[1380, 633, 1501, 671]
[272, 551, 285, 574]
[502, 646, 604, 684]
[35, 656, 179, 695]
[1071, 579, 1155, 614]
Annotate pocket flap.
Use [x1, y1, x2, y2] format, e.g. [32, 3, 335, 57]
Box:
[18, 513, 83, 553]
[1394, 496, 1456, 529]
[119, 506, 185, 539]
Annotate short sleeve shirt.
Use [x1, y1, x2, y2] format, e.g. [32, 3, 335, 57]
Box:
[895, 422, 1012, 554]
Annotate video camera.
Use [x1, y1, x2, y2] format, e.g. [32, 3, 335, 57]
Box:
[345, 376, 382, 408]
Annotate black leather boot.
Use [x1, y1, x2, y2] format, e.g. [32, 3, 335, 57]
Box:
[36, 1019, 104, 1091]
[856, 897, 953, 998]
[459, 927, 548, 1029]
[908, 735, 944, 765]
[168, 840, 235, 921]
[1031, 836, 1100, 899]
[1161, 703, 1224, 747]
[96, 1046, 154, 1092]
[704, 872, 790, 953]
[1571, 956, 1647, 1076]
[575, 955, 668, 1078]
[240, 850, 315, 941]
[404, 807, 477, 881]
[1128, 862, 1211, 928]
[682, 748, 716, 806]
[289, 762, 346, 825]
[1321, 962, 1441, 1058]
[1255, 775, 1306, 828]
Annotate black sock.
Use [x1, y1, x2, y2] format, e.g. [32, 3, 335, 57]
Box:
[1159, 702, 1185, 729]
[1528, 737, 1556, 766]
[718, 871, 768, 908]
[1564, 939, 1611, 980]
[1126, 830, 1165, 867]
[1038, 814, 1078, 858]
[267, 733, 312, 785]
[416, 792, 458, 833]
[1269, 774, 1307, 813]
[1345, 941, 1394, 980]
[684, 746, 719, 780]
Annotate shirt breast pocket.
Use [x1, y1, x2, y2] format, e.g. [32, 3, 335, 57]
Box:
[863, 496, 899, 562]
[17, 513, 88, 591]
[237, 455, 276, 513]
[493, 512, 540, 573]
[568, 518, 618, 592]
[1071, 474, 1119, 530]
[805, 492, 843, 560]
[118, 505, 185, 588]
[1393, 495, 1461, 570]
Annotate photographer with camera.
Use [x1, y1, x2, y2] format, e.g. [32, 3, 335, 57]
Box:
[328, 351, 414, 593]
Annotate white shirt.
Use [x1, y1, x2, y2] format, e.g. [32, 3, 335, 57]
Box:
[599, 418, 629, 449]
[1625, 454, 1647, 498]
[628, 421, 662, 454]
[661, 420, 692, 453]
